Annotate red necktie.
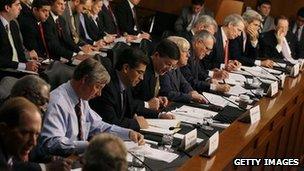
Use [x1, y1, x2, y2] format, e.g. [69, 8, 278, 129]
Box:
[75, 100, 84, 140]
[224, 40, 229, 65]
[38, 23, 49, 58]
[55, 18, 63, 39]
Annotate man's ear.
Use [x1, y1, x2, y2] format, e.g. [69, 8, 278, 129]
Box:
[122, 64, 130, 74]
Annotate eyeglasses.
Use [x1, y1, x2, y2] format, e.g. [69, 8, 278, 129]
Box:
[201, 41, 213, 53]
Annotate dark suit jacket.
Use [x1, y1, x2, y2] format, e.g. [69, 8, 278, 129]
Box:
[180, 53, 211, 93]
[290, 21, 304, 59]
[259, 30, 297, 61]
[229, 33, 259, 66]
[159, 68, 193, 103]
[90, 71, 140, 131]
[115, 0, 140, 35]
[43, 15, 80, 60]
[133, 57, 156, 101]
[203, 27, 225, 70]
[18, 13, 48, 59]
[0, 20, 27, 69]
[83, 13, 105, 42]
[0, 141, 41, 171]
[178, 30, 193, 44]
[99, 5, 119, 34]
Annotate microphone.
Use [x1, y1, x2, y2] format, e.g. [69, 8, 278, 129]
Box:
[219, 95, 247, 112]
[128, 151, 154, 171]
[240, 68, 264, 83]
[200, 93, 224, 112]
[169, 126, 180, 130]
[256, 66, 280, 81]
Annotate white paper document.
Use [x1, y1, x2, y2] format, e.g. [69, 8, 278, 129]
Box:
[202, 92, 229, 107]
[146, 119, 180, 130]
[125, 141, 179, 163]
[172, 105, 218, 119]
[226, 85, 250, 96]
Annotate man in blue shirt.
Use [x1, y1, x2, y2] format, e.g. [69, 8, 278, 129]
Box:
[37, 58, 144, 157]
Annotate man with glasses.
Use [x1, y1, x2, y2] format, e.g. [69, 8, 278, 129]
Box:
[133, 39, 180, 115]
[203, 14, 244, 71]
[229, 10, 274, 67]
[90, 48, 168, 131]
[181, 30, 231, 93]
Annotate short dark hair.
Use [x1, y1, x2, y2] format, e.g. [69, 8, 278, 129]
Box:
[0, 97, 39, 127]
[153, 39, 180, 60]
[0, 0, 17, 11]
[11, 75, 50, 107]
[274, 15, 289, 26]
[257, 0, 271, 8]
[32, 0, 51, 9]
[297, 7, 304, 18]
[115, 48, 149, 71]
[191, 0, 204, 6]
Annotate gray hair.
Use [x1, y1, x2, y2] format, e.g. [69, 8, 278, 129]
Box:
[223, 14, 244, 26]
[192, 30, 216, 43]
[242, 9, 263, 23]
[167, 36, 190, 52]
[73, 58, 110, 85]
[194, 15, 218, 32]
[10, 75, 50, 106]
[83, 133, 127, 171]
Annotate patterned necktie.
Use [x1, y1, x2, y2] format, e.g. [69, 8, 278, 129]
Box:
[38, 23, 49, 58]
[55, 18, 63, 39]
[5, 24, 18, 62]
[295, 26, 301, 42]
[132, 7, 139, 31]
[75, 100, 83, 140]
[154, 75, 160, 97]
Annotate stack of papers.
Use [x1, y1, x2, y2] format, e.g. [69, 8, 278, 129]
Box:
[202, 92, 229, 107]
[141, 119, 180, 135]
[226, 85, 250, 96]
[125, 141, 179, 163]
[222, 73, 247, 85]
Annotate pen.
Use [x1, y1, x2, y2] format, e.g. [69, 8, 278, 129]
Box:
[223, 79, 226, 84]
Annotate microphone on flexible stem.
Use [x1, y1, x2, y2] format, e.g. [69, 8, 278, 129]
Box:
[240, 68, 264, 83]
[256, 66, 280, 80]
[128, 151, 154, 171]
[219, 95, 247, 112]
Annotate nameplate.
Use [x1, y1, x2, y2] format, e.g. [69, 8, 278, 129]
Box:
[268, 81, 278, 97]
[184, 129, 197, 150]
[279, 73, 286, 89]
[290, 63, 300, 77]
[249, 105, 261, 124]
[208, 131, 219, 156]
[299, 59, 304, 70]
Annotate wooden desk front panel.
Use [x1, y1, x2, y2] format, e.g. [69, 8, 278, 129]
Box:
[178, 74, 304, 170]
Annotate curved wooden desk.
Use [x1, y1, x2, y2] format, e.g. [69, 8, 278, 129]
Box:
[179, 73, 304, 170]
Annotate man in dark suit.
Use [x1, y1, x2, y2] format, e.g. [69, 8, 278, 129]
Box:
[133, 39, 179, 113]
[0, 97, 72, 170]
[115, 0, 150, 39]
[160, 36, 207, 103]
[259, 16, 298, 63]
[290, 7, 304, 59]
[203, 14, 244, 71]
[179, 14, 217, 43]
[18, 0, 51, 59]
[180, 31, 230, 94]
[229, 10, 274, 67]
[0, 0, 39, 79]
[90, 48, 165, 131]
[256, 0, 275, 33]
[174, 0, 213, 34]
[99, 0, 119, 35]
[44, 0, 90, 61]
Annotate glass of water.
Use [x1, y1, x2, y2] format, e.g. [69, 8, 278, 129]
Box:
[162, 134, 174, 152]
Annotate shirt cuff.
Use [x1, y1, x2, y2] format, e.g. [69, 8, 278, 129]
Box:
[73, 141, 89, 154]
[276, 44, 282, 53]
[208, 71, 214, 77]
[251, 40, 258, 47]
[210, 84, 216, 91]
[111, 125, 130, 140]
[254, 60, 261, 66]
[73, 52, 77, 56]
[144, 101, 149, 108]
[17, 63, 26, 70]
[39, 164, 46, 171]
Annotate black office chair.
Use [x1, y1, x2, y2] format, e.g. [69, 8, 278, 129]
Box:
[106, 42, 131, 69]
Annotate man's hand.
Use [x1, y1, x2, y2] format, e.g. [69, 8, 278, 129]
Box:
[147, 97, 160, 111]
[213, 68, 229, 80]
[261, 59, 274, 68]
[159, 112, 175, 119]
[189, 91, 208, 104]
[134, 115, 149, 129]
[247, 25, 259, 42]
[81, 44, 93, 54]
[225, 60, 241, 71]
[25, 60, 40, 72]
[214, 82, 231, 93]
[138, 32, 151, 40]
[74, 54, 91, 61]
[46, 157, 73, 171]
[158, 96, 168, 108]
[129, 130, 145, 145]
[27, 50, 39, 60]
